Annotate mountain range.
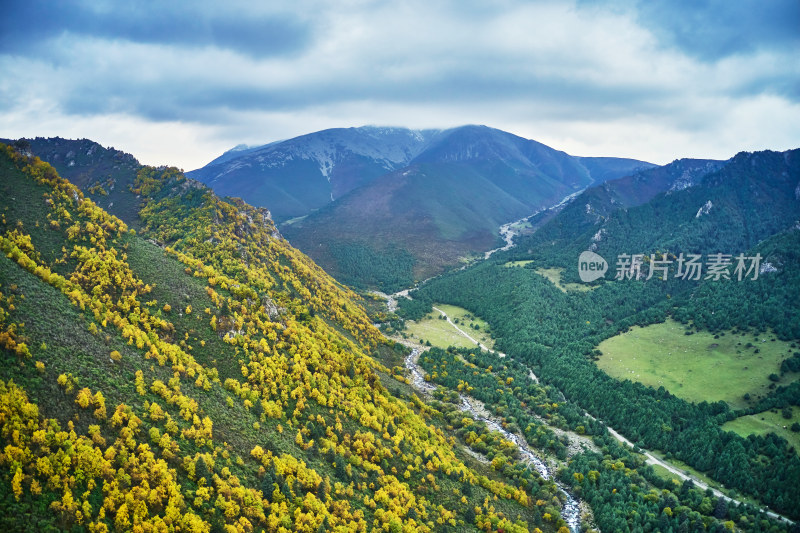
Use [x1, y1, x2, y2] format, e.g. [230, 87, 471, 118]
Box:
[189, 125, 654, 289]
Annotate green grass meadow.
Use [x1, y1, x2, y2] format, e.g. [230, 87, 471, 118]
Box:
[723, 406, 800, 453]
[503, 260, 534, 268]
[535, 267, 596, 292]
[596, 319, 799, 409]
[403, 303, 495, 350]
[502, 262, 596, 293]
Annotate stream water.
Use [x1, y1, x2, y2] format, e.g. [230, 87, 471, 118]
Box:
[484, 188, 587, 260]
[404, 349, 581, 532]
[391, 190, 593, 530]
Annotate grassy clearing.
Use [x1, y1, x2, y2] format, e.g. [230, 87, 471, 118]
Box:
[723, 406, 800, 453]
[434, 304, 495, 349]
[402, 310, 477, 349]
[402, 303, 495, 350]
[458, 252, 483, 265]
[535, 267, 596, 292]
[503, 260, 534, 268]
[648, 463, 681, 484]
[596, 319, 799, 409]
[508, 220, 532, 231]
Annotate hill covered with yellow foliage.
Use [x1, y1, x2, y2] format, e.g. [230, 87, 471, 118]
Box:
[0, 143, 562, 532]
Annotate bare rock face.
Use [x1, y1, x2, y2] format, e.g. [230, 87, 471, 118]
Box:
[695, 200, 713, 218]
[591, 228, 606, 242]
[760, 262, 778, 275]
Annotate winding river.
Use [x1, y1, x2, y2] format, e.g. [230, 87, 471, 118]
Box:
[404, 349, 582, 532]
[484, 188, 587, 260]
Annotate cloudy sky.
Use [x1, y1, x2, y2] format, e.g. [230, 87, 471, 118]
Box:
[1, 0, 798, 170]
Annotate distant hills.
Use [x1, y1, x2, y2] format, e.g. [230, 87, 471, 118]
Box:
[188, 127, 442, 222]
[516, 149, 800, 286]
[189, 125, 654, 290]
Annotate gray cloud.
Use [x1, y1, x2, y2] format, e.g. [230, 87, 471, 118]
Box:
[633, 0, 800, 62]
[0, 0, 798, 169]
[56, 62, 674, 124]
[0, 0, 311, 58]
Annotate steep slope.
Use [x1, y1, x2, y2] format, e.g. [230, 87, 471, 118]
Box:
[519, 158, 729, 255]
[282, 126, 652, 290]
[582, 158, 727, 213]
[283, 162, 529, 290]
[0, 144, 566, 532]
[1, 137, 143, 226]
[515, 149, 800, 283]
[187, 126, 440, 222]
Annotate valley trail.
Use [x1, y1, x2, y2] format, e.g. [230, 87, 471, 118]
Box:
[484, 188, 587, 259]
[431, 305, 506, 356]
[592, 417, 795, 526]
[383, 179, 796, 527]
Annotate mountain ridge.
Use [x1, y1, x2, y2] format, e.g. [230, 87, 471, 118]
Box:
[512, 148, 800, 284]
[188, 124, 654, 218]
[197, 124, 654, 289]
[188, 126, 444, 219]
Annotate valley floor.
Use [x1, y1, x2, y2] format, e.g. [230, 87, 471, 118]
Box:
[383, 292, 797, 527]
[399, 303, 497, 351]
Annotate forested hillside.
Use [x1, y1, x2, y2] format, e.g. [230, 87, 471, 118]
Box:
[514, 150, 800, 284]
[415, 345, 797, 533]
[399, 149, 800, 522]
[0, 143, 566, 532]
[527, 158, 726, 251]
[0, 137, 144, 228]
